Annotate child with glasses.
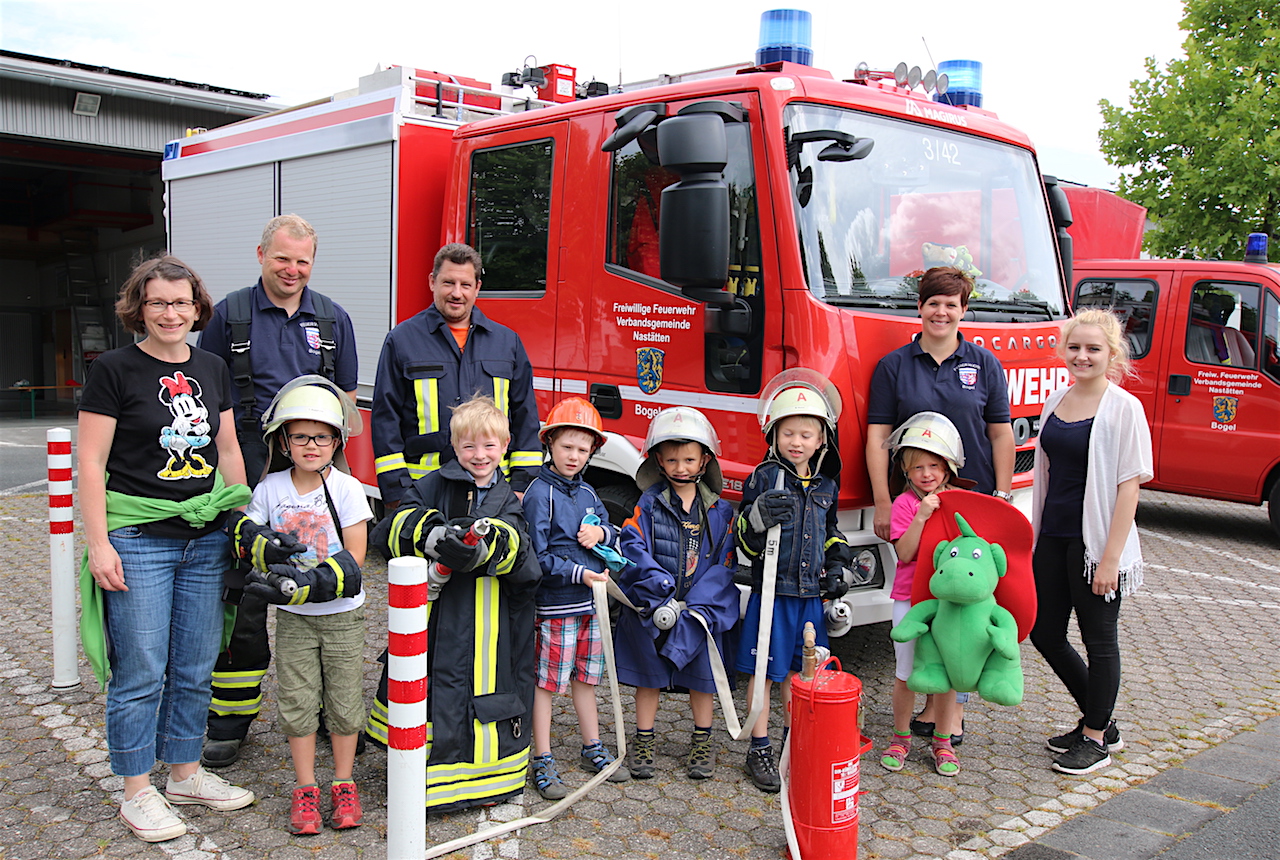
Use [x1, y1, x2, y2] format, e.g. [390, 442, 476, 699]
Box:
[236, 376, 370, 835]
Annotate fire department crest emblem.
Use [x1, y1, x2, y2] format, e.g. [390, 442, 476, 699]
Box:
[1212, 396, 1238, 424]
[303, 323, 321, 351]
[957, 363, 979, 388]
[636, 348, 665, 394]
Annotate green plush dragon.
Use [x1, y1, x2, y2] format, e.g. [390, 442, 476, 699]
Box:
[891, 513, 1023, 706]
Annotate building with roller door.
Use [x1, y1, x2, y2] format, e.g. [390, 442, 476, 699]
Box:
[0, 49, 276, 415]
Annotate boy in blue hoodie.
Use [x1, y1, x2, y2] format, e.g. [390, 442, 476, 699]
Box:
[735, 372, 853, 793]
[615, 407, 739, 781]
[522, 398, 631, 799]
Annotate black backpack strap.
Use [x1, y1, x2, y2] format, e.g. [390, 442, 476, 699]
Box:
[226, 287, 257, 428]
[310, 291, 338, 383]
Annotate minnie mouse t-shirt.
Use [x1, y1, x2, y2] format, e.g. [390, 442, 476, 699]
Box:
[79, 344, 234, 538]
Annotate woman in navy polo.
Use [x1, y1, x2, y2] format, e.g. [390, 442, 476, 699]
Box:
[865, 265, 1016, 744]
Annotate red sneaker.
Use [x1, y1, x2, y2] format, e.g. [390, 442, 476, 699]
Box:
[330, 781, 362, 830]
[289, 785, 322, 836]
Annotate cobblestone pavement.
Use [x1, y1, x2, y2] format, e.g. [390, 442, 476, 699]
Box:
[2, 474, 1277, 859]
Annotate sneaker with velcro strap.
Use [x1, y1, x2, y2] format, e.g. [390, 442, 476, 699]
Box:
[581, 739, 631, 782]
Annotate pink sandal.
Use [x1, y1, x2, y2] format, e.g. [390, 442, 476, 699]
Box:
[930, 739, 960, 777]
[880, 737, 911, 772]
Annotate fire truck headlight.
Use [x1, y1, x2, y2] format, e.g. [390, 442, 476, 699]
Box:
[850, 548, 879, 587]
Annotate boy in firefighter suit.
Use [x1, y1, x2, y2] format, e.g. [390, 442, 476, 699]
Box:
[370, 395, 541, 811]
[522, 398, 631, 800]
[734, 370, 853, 793]
[235, 376, 370, 834]
[615, 407, 739, 782]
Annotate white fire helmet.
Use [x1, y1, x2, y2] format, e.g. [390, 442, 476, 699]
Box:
[260, 375, 363, 476]
[882, 411, 976, 493]
[757, 369, 843, 477]
[635, 406, 723, 493]
[757, 369, 843, 437]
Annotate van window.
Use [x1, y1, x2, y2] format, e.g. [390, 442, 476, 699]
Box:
[1263, 291, 1280, 384]
[1073, 278, 1157, 359]
[1185, 281, 1259, 369]
[467, 139, 554, 295]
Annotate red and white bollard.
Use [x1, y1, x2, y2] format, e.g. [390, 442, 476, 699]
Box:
[48, 428, 80, 691]
[386, 555, 428, 860]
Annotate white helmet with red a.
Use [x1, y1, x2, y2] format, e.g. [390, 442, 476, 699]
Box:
[757, 369, 843, 478]
[635, 406, 723, 493]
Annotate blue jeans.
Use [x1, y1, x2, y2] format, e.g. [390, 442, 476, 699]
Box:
[104, 526, 230, 777]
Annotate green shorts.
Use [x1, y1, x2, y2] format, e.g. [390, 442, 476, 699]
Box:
[275, 606, 366, 738]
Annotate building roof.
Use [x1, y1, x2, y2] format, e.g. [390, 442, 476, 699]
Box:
[0, 49, 279, 115]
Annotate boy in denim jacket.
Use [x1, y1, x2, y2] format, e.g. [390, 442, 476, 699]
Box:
[735, 374, 852, 792]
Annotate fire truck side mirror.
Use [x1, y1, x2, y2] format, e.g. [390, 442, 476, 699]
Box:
[657, 113, 731, 304]
[1043, 175, 1075, 296]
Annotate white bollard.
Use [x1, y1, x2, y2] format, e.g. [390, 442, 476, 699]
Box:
[386, 556, 428, 860]
[48, 428, 80, 690]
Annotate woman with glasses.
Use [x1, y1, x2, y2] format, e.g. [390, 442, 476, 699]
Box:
[78, 255, 256, 843]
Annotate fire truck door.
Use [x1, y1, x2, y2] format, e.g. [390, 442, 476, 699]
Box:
[1072, 274, 1164, 452]
[459, 125, 569, 392]
[1159, 276, 1274, 501]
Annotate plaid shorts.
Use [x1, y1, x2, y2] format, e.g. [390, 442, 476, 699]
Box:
[536, 614, 605, 693]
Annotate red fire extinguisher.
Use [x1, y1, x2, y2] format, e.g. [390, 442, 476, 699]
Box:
[787, 626, 872, 859]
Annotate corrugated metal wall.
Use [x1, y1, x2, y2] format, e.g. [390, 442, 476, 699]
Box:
[168, 145, 394, 392]
[0, 78, 253, 153]
[281, 145, 393, 391]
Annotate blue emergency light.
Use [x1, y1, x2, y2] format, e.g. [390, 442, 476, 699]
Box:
[756, 9, 813, 66]
[1245, 232, 1269, 263]
[934, 59, 982, 107]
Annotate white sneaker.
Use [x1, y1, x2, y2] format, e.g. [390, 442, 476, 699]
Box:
[165, 766, 255, 811]
[120, 785, 187, 842]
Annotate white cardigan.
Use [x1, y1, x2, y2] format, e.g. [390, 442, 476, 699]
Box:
[1031, 382, 1154, 597]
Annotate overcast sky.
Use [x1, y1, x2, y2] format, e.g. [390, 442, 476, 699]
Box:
[1, 0, 1187, 187]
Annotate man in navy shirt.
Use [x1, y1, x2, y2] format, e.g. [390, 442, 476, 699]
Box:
[196, 214, 358, 767]
[198, 215, 358, 484]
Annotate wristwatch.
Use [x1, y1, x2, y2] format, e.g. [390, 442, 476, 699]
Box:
[992, 490, 1013, 502]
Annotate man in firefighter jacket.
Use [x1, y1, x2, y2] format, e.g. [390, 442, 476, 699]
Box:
[366, 242, 541, 745]
[371, 242, 541, 504]
[197, 214, 359, 768]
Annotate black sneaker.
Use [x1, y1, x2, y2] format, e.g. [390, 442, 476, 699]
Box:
[1052, 735, 1112, 775]
[631, 733, 656, 780]
[1047, 720, 1123, 754]
[744, 745, 780, 793]
[687, 731, 714, 780]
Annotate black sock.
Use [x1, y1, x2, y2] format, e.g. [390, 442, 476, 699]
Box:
[692, 726, 711, 736]
[750, 734, 771, 750]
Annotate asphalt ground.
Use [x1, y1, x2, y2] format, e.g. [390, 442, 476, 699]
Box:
[1, 416, 1278, 859]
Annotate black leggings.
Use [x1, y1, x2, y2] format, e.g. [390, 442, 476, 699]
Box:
[1030, 536, 1122, 731]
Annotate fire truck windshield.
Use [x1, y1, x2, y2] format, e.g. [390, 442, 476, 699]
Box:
[786, 103, 1066, 320]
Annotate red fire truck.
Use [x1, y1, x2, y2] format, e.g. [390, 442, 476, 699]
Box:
[1059, 187, 1280, 536]
[163, 58, 1072, 628]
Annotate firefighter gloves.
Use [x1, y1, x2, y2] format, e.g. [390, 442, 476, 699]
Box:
[434, 530, 488, 572]
[820, 567, 851, 601]
[228, 512, 306, 571]
[748, 489, 794, 533]
[244, 564, 307, 605]
[243, 550, 363, 606]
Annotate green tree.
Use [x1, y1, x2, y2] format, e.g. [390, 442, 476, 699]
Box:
[1099, 0, 1280, 258]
